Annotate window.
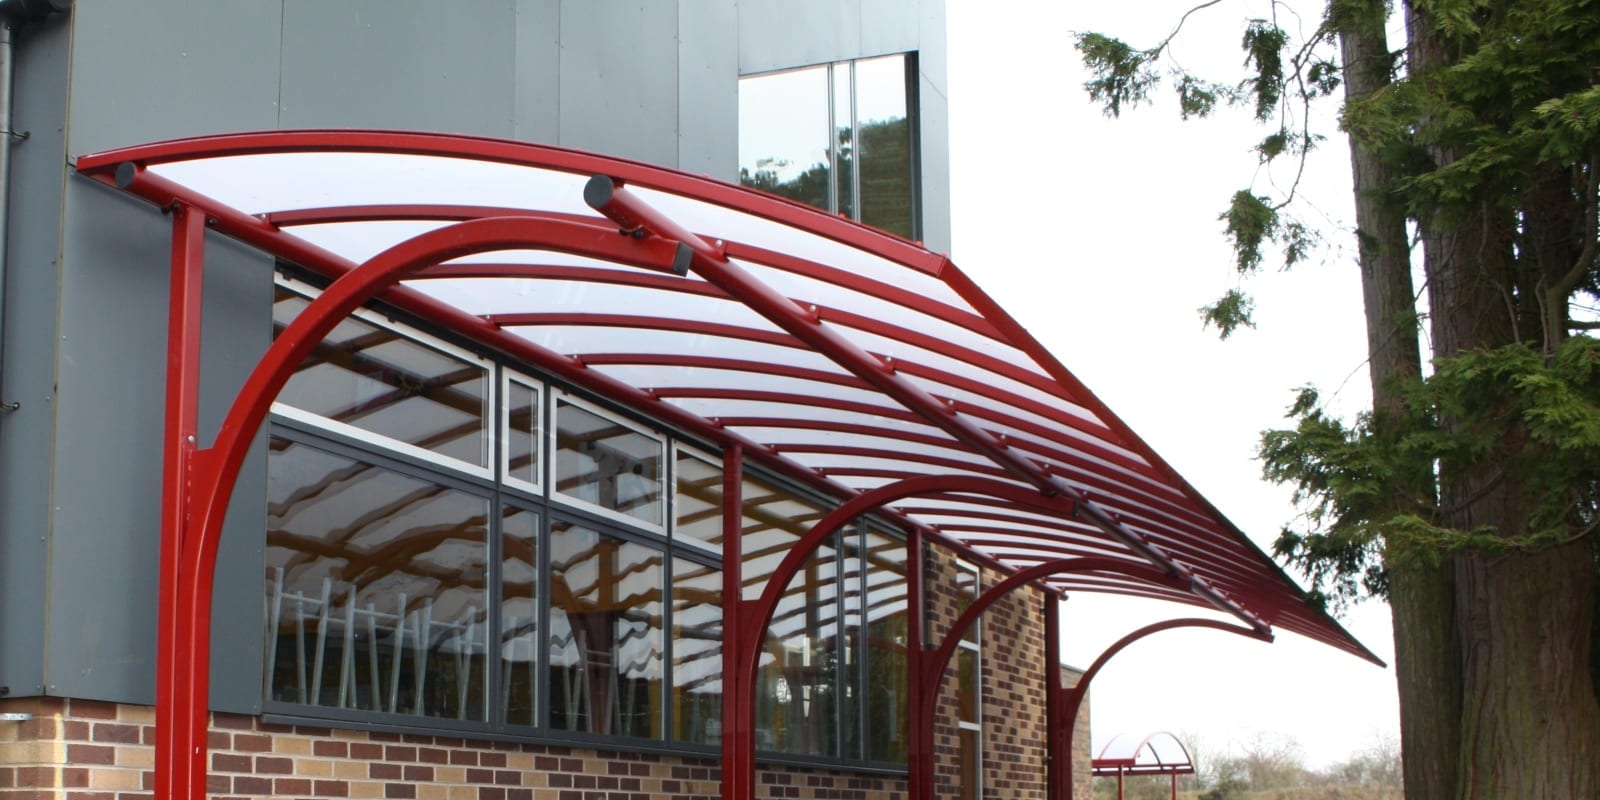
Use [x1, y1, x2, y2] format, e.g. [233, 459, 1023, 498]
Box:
[739, 53, 919, 240]
[554, 392, 666, 529]
[956, 563, 982, 800]
[264, 436, 490, 720]
[261, 277, 914, 768]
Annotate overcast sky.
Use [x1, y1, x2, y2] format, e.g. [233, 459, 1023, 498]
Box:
[945, 0, 1402, 768]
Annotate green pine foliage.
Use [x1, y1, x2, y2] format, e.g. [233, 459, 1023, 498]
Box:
[1265, 337, 1600, 609]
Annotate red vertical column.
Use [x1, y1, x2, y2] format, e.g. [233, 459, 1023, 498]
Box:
[157, 205, 206, 800]
[904, 529, 930, 800]
[718, 446, 752, 800]
[1045, 596, 1068, 800]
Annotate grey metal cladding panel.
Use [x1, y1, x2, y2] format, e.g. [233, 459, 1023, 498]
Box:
[557, 0, 681, 167]
[915, 73, 950, 254]
[200, 236, 271, 715]
[46, 184, 175, 702]
[858, 0, 920, 58]
[736, 0, 861, 74]
[48, 184, 273, 706]
[280, 0, 517, 137]
[677, 0, 738, 179]
[915, 0, 946, 96]
[513, 0, 560, 143]
[0, 16, 71, 698]
[65, 1, 281, 156]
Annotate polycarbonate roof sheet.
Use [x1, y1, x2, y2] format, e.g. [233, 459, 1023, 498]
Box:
[75, 130, 1377, 664]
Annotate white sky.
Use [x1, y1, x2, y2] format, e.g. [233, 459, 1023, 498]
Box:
[946, 0, 1401, 769]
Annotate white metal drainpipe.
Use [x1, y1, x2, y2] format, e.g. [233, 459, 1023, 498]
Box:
[0, 0, 70, 425]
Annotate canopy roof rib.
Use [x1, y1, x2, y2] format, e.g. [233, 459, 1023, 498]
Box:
[74, 129, 1379, 665]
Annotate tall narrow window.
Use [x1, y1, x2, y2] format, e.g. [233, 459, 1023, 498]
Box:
[739, 54, 918, 240]
[956, 563, 982, 800]
[546, 520, 664, 738]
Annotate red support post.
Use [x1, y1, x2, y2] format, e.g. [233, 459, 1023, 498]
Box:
[719, 445, 752, 800]
[156, 205, 206, 800]
[904, 529, 930, 800]
[1046, 595, 1068, 800]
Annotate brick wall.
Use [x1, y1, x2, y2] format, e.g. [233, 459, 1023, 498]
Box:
[920, 543, 1094, 800]
[0, 697, 910, 800]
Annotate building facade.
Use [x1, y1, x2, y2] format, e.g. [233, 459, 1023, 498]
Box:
[0, 2, 1093, 799]
[0, 4, 1373, 800]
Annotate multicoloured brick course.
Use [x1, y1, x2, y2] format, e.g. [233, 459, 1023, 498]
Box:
[0, 697, 916, 800]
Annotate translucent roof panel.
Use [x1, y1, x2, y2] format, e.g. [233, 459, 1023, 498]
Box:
[76, 129, 1378, 665]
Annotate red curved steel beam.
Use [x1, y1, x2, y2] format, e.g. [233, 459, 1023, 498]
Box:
[920, 558, 1187, 703]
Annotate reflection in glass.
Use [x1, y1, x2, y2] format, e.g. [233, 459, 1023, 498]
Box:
[554, 398, 664, 526]
[864, 531, 909, 763]
[501, 505, 539, 726]
[738, 65, 831, 211]
[745, 476, 839, 757]
[833, 62, 855, 220]
[674, 450, 723, 551]
[959, 726, 982, 800]
[274, 288, 489, 467]
[840, 534, 865, 760]
[264, 437, 489, 720]
[505, 378, 540, 489]
[855, 54, 915, 238]
[738, 54, 915, 240]
[671, 558, 723, 744]
[548, 520, 664, 738]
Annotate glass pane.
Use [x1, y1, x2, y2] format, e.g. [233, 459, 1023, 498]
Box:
[959, 727, 981, 800]
[958, 566, 980, 645]
[264, 437, 489, 720]
[505, 378, 540, 488]
[745, 476, 840, 757]
[739, 65, 832, 212]
[671, 558, 723, 744]
[958, 647, 979, 723]
[547, 520, 664, 738]
[833, 62, 854, 221]
[864, 531, 909, 762]
[501, 505, 539, 726]
[854, 54, 914, 239]
[274, 287, 490, 468]
[675, 450, 724, 552]
[840, 532, 865, 760]
[554, 398, 664, 526]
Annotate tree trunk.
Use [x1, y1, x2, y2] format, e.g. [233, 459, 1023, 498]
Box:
[1336, 10, 1461, 800]
[1403, 2, 1600, 794]
[1455, 541, 1599, 798]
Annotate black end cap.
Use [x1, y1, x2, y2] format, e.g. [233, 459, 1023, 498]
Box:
[583, 174, 616, 211]
[671, 242, 692, 276]
[113, 161, 138, 189]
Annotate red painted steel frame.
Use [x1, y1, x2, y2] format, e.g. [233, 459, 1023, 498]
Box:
[157, 205, 206, 800]
[71, 131, 1378, 800]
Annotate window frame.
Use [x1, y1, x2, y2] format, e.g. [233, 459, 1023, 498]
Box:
[550, 388, 670, 534]
[738, 51, 922, 241]
[258, 277, 916, 774]
[271, 276, 496, 481]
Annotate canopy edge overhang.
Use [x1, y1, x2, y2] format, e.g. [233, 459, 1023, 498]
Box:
[74, 128, 1382, 667]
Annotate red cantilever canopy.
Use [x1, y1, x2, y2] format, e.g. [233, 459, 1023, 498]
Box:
[75, 129, 1379, 665]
